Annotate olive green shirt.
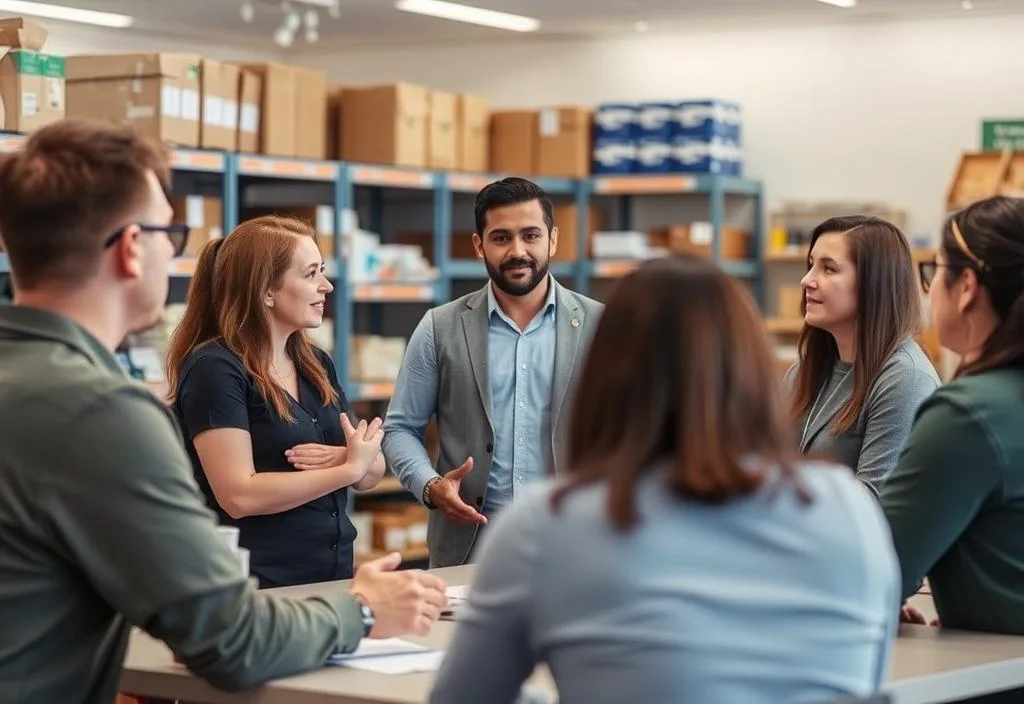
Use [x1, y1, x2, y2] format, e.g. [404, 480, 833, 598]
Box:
[881, 369, 1024, 634]
[0, 306, 364, 703]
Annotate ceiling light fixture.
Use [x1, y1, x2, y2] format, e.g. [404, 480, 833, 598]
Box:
[961, 0, 974, 8]
[395, 0, 540, 32]
[0, 0, 133, 28]
[814, 0, 857, 7]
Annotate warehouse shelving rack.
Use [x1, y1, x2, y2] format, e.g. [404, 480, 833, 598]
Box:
[0, 132, 765, 401]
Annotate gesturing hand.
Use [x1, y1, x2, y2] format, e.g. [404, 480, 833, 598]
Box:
[351, 552, 448, 638]
[285, 444, 347, 471]
[430, 458, 487, 526]
[343, 414, 384, 476]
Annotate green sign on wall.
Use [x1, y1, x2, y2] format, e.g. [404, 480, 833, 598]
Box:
[982, 120, 1024, 150]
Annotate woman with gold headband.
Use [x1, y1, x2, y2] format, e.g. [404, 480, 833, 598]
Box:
[882, 196, 1024, 642]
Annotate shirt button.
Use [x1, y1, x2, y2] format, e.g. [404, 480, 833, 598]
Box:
[330, 543, 338, 552]
[331, 510, 339, 518]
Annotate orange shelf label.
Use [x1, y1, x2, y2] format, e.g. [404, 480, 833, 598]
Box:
[448, 173, 495, 192]
[0, 135, 26, 153]
[351, 166, 433, 188]
[353, 283, 434, 301]
[594, 175, 698, 194]
[170, 151, 223, 171]
[169, 257, 198, 275]
[240, 157, 337, 180]
[356, 381, 396, 399]
[594, 260, 640, 277]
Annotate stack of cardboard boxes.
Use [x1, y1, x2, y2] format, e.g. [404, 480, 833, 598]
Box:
[0, 18, 65, 134]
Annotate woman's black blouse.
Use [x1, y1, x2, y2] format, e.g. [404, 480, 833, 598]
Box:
[174, 342, 356, 589]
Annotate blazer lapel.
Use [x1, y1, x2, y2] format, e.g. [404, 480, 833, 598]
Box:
[462, 286, 494, 431]
[551, 282, 583, 430]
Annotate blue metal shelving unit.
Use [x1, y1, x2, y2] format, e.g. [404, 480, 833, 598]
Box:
[0, 132, 766, 391]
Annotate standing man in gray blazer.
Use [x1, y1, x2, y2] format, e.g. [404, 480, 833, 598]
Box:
[383, 177, 603, 568]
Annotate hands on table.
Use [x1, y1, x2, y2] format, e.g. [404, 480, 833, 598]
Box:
[351, 552, 448, 638]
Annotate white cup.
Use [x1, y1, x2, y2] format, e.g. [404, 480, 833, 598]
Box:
[237, 548, 250, 577]
[217, 525, 240, 551]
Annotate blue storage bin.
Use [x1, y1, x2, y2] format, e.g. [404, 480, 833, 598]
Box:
[672, 137, 728, 174]
[676, 100, 742, 144]
[634, 137, 674, 173]
[593, 103, 637, 141]
[592, 137, 637, 174]
[636, 102, 677, 141]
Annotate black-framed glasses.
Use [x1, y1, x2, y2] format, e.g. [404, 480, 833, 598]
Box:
[104, 223, 191, 258]
[918, 259, 937, 293]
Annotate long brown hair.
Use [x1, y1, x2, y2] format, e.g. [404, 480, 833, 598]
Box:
[791, 216, 921, 434]
[941, 196, 1024, 377]
[166, 216, 338, 421]
[551, 256, 803, 531]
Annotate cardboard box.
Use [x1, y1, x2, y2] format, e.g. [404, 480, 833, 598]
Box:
[342, 83, 428, 168]
[238, 63, 297, 157]
[649, 223, 749, 261]
[428, 90, 456, 170]
[294, 67, 327, 159]
[200, 60, 240, 151]
[538, 106, 592, 178]
[490, 110, 538, 175]
[0, 49, 65, 133]
[455, 93, 489, 172]
[66, 53, 201, 147]
[326, 86, 344, 159]
[0, 18, 47, 50]
[552, 204, 604, 262]
[171, 195, 223, 257]
[237, 69, 261, 153]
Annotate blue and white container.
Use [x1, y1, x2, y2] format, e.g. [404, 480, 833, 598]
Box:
[676, 100, 742, 144]
[636, 101, 677, 141]
[592, 136, 637, 174]
[593, 102, 637, 141]
[635, 137, 675, 173]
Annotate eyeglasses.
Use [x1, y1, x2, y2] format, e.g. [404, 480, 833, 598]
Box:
[104, 223, 191, 258]
[918, 259, 938, 293]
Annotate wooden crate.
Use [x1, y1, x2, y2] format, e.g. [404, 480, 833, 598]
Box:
[946, 151, 1011, 211]
[1000, 151, 1024, 197]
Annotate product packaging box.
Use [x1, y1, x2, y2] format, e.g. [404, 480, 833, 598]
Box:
[537, 106, 592, 178]
[170, 195, 223, 257]
[200, 60, 240, 151]
[237, 69, 262, 153]
[490, 109, 538, 175]
[237, 62, 297, 157]
[0, 48, 65, 132]
[294, 66, 327, 159]
[428, 90, 456, 170]
[342, 83, 428, 168]
[455, 93, 489, 172]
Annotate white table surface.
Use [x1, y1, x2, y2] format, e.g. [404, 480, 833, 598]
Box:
[119, 566, 1024, 704]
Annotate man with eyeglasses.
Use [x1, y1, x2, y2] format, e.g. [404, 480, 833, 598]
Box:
[0, 119, 447, 703]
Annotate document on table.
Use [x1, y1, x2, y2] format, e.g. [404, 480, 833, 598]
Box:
[442, 585, 469, 621]
[328, 638, 445, 675]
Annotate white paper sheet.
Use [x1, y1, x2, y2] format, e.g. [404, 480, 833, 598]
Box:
[446, 585, 469, 600]
[328, 638, 445, 675]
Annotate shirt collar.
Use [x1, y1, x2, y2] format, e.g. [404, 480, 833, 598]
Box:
[487, 274, 558, 318]
[0, 305, 127, 377]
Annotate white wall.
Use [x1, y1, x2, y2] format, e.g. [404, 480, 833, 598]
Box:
[296, 14, 1024, 238]
[32, 20, 278, 62]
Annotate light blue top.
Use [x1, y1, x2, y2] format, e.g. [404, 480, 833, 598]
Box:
[431, 461, 900, 704]
[384, 279, 557, 514]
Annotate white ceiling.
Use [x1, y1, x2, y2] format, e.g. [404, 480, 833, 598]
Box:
[5, 0, 1023, 51]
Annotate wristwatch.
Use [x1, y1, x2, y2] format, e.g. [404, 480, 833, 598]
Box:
[351, 593, 375, 637]
[423, 476, 441, 509]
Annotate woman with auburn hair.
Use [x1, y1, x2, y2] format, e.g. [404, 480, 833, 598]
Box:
[788, 216, 940, 494]
[431, 256, 899, 704]
[883, 196, 1024, 641]
[166, 216, 385, 589]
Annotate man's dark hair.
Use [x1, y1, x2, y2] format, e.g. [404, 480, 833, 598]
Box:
[474, 177, 554, 235]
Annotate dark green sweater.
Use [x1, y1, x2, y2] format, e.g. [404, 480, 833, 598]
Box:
[881, 369, 1024, 634]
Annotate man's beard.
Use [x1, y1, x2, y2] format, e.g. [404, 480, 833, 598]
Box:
[486, 256, 549, 296]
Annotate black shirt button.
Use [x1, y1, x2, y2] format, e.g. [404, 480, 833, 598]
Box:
[331, 510, 339, 517]
[330, 543, 338, 551]
[486, 442, 494, 453]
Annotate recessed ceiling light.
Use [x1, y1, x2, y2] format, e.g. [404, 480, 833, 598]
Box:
[815, 0, 857, 7]
[961, 0, 974, 9]
[395, 0, 540, 32]
[0, 0, 133, 28]
[634, 20, 649, 32]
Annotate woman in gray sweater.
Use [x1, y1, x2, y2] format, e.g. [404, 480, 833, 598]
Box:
[787, 216, 940, 494]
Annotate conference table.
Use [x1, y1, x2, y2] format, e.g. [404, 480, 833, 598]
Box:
[120, 565, 1024, 704]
